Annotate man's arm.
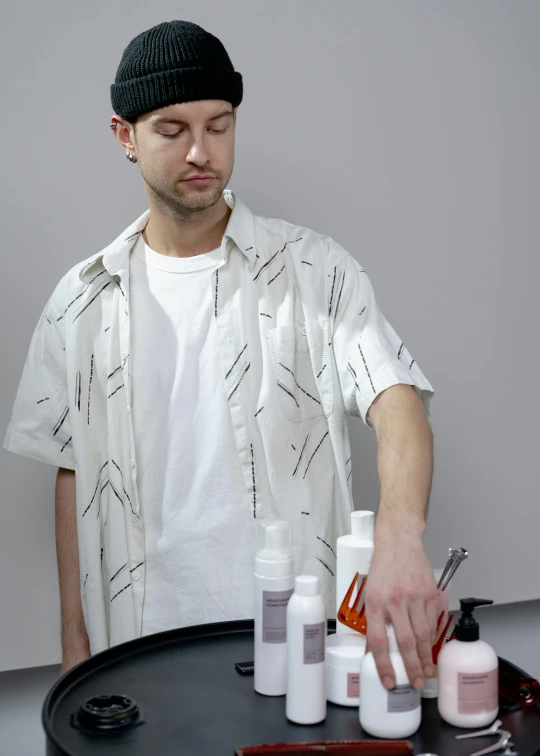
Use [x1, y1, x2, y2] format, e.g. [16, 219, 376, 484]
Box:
[55, 467, 90, 674]
[365, 383, 438, 691]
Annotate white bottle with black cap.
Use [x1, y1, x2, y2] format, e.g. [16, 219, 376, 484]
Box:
[438, 598, 499, 728]
[286, 575, 327, 724]
[336, 511, 374, 632]
[254, 520, 294, 696]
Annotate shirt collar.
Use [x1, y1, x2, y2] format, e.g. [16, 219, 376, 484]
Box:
[79, 189, 257, 284]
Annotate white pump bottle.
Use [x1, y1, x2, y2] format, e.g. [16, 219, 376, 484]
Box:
[254, 520, 294, 696]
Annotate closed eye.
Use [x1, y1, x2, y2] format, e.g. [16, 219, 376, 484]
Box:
[159, 127, 229, 139]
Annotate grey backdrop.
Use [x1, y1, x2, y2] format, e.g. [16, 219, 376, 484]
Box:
[1, 1, 538, 671]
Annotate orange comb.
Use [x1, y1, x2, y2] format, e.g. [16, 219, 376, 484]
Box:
[337, 572, 368, 635]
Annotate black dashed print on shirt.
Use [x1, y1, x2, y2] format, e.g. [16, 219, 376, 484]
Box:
[130, 562, 144, 574]
[72, 282, 111, 323]
[398, 342, 405, 361]
[64, 271, 107, 318]
[111, 459, 136, 516]
[316, 364, 327, 379]
[292, 434, 310, 477]
[111, 583, 131, 602]
[358, 342, 376, 393]
[53, 406, 69, 437]
[409, 359, 415, 370]
[334, 271, 345, 320]
[108, 384, 124, 399]
[328, 266, 337, 316]
[347, 362, 361, 393]
[36, 397, 49, 405]
[82, 461, 109, 517]
[267, 264, 285, 286]
[87, 354, 94, 425]
[214, 269, 219, 317]
[250, 443, 257, 518]
[253, 237, 303, 282]
[124, 231, 141, 243]
[317, 535, 337, 559]
[228, 362, 251, 401]
[225, 344, 247, 381]
[61, 436, 72, 454]
[359, 306, 366, 317]
[110, 562, 128, 583]
[301, 260, 313, 266]
[259, 312, 272, 319]
[107, 365, 122, 382]
[303, 431, 329, 479]
[314, 554, 334, 576]
[278, 362, 321, 405]
[254, 406, 264, 417]
[277, 380, 300, 408]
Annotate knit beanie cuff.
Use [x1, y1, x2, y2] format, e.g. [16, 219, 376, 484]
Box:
[111, 66, 243, 120]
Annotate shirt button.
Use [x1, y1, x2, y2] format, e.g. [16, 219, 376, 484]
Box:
[301, 327, 307, 336]
[131, 513, 139, 523]
[131, 457, 136, 468]
[132, 571, 140, 581]
[126, 405, 131, 414]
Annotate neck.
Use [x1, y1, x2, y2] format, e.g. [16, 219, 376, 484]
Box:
[142, 193, 231, 258]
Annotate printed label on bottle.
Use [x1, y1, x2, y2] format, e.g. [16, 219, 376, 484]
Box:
[303, 622, 325, 664]
[387, 684, 421, 713]
[458, 670, 498, 714]
[347, 672, 360, 698]
[262, 589, 293, 643]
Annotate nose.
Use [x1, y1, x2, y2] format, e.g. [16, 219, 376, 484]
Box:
[186, 133, 211, 166]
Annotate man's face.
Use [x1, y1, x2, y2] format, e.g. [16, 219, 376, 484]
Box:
[129, 100, 236, 214]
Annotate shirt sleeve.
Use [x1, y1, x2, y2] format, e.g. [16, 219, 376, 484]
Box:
[3, 276, 75, 469]
[329, 241, 434, 430]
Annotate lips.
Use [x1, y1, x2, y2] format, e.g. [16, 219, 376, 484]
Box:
[184, 175, 215, 185]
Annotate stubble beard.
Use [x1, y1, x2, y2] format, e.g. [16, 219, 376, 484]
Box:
[140, 160, 233, 220]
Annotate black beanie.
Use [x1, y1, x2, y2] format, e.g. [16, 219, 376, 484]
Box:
[110, 20, 243, 119]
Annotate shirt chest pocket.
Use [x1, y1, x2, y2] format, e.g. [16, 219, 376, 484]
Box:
[267, 320, 333, 423]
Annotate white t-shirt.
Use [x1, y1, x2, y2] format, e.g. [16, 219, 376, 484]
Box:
[130, 234, 255, 634]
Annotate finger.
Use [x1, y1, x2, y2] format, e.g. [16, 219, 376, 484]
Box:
[426, 589, 439, 645]
[387, 604, 425, 690]
[366, 607, 395, 690]
[409, 598, 434, 678]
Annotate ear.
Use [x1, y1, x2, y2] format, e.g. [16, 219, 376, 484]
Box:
[110, 115, 137, 155]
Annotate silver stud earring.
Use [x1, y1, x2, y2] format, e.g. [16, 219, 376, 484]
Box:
[110, 123, 117, 130]
[126, 152, 137, 163]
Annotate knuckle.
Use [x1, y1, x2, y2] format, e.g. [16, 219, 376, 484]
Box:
[397, 634, 416, 653]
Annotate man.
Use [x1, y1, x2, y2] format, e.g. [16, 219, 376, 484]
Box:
[4, 20, 437, 691]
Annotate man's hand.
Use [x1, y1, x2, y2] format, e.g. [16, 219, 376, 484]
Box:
[365, 383, 436, 690]
[365, 532, 438, 691]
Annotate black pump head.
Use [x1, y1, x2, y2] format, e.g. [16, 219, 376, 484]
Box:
[456, 597, 494, 642]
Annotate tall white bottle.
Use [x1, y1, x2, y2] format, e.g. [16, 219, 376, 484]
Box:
[336, 511, 374, 633]
[286, 575, 327, 725]
[254, 520, 294, 696]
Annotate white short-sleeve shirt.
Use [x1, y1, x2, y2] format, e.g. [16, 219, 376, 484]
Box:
[3, 190, 434, 653]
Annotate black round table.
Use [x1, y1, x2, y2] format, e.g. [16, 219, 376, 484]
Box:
[43, 620, 540, 756]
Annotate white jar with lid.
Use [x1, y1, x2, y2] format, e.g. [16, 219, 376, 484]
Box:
[360, 625, 422, 738]
[326, 633, 366, 706]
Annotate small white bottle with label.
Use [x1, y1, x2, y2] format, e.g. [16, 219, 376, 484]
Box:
[254, 520, 294, 696]
[286, 575, 327, 724]
[360, 626, 422, 738]
[336, 511, 374, 633]
[438, 598, 499, 728]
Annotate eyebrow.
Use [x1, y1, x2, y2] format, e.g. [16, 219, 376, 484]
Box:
[150, 110, 234, 127]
